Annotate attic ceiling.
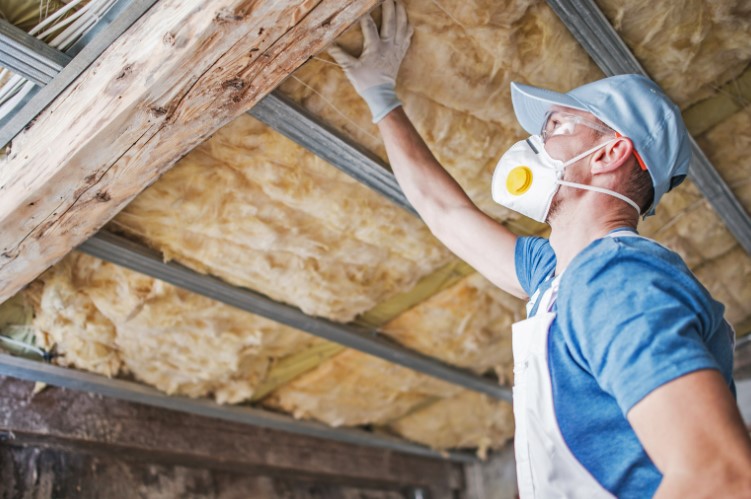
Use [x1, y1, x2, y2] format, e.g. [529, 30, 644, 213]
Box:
[1, 0, 750, 458]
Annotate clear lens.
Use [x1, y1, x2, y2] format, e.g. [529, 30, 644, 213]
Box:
[541, 111, 614, 143]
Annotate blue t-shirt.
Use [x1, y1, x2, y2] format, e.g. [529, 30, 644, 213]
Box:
[514, 228, 736, 498]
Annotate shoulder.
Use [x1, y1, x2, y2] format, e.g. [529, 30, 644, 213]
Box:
[562, 234, 696, 293]
[557, 234, 723, 340]
[515, 236, 556, 296]
[554, 234, 731, 414]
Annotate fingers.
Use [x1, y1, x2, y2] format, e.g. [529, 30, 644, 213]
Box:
[327, 44, 357, 68]
[381, 0, 396, 40]
[360, 15, 380, 51]
[394, 0, 412, 46]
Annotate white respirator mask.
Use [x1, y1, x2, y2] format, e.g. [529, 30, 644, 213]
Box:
[491, 134, 641, 223]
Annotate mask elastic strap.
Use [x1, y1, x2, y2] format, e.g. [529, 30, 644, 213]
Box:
[556, 180, 642, 216]
[559, 138, 618, 168]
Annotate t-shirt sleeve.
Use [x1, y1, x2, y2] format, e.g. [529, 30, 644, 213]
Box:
[557, 240, 721, 416]
[515, 236, 557, 297]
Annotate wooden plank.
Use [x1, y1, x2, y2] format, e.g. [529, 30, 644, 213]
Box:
[357, 260, 476, 328]
[463, 445, 518, 499]
[0, 375, 465, 493]
[0, 353, 478, 464]
[0, 446, 434, 498]
[0, 0, 160, 143]
[0, 0, 380, 305]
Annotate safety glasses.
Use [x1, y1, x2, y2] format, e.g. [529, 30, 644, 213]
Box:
[540, 110, 648, 171]
[540, 111, 615, 143]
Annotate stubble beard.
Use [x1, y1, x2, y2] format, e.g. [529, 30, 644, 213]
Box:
[546, 192, 562, 224]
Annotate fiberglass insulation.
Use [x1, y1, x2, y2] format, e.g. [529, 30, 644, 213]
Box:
[282, 0, 751, 331]
[29, 253, 316, 404]
[109, 114, 451, 323]
[262, 348, 514, 452]
[280, 0, 600, 230]
[595, 0, 751, 108]
[381, 272, 523, 383]
[7, 0, 751, 454]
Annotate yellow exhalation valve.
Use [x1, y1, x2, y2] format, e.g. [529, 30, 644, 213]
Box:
[506, 166, 533, 196]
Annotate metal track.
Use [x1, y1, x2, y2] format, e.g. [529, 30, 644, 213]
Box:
[0, 17, 415, 214]
[0, 353, 477, 463]
[0, 13, 511, 402]
[250, 92, 415, 214]
[79, 231, 512, 401]
[547, 0, 751, 254]
[0, 20, 70, 86]
[0, 0, 160, 147]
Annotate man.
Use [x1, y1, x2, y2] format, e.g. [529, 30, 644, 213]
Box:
[329, 1, 751, 497]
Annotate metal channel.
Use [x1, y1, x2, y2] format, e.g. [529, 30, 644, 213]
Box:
[250, 92, 415, 215]
[0, 352, 477, 463]
[1, 5, 511, 401]
[0, 0, 160, 147]
[546, 0, 751, 254]
[0, 3, 415, 220]
[79, 232, 512, 401]
[0, 20, 70, 86]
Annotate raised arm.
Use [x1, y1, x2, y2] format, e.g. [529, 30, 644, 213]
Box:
[329, 0, 524, 298]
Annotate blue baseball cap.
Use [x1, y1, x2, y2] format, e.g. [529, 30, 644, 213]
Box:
[510, 74, 692, 215]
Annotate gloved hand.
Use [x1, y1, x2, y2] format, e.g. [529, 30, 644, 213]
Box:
[328, 0, 414, 123]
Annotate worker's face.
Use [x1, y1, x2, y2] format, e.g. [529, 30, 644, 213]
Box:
[544, 106, 615, 220]
[542, 106, 611, 163]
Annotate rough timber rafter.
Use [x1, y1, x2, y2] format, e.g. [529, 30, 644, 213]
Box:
[0, 0, 380, 304]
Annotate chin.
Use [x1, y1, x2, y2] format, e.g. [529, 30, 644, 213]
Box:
[546, 197, 561, 224]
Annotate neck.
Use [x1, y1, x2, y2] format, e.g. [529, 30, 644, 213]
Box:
[549, 203, 637, 275]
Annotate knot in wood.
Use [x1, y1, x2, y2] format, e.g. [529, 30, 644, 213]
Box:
[215, 9, 244, 23]
[222, 79, 245, 90]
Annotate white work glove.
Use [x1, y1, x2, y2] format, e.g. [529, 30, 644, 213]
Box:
[328, 0, 414, 123]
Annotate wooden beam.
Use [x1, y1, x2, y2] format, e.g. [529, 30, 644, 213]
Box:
[0, 0, 161, 144]
[0, 352, 478, 463]
[0, 0, 379, 304]
[0, 446, 433, 499]
[0, 376, 464, 494]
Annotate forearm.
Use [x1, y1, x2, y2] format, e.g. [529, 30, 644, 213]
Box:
[378, 106, 474, 226]
[655, 471, 751, 499]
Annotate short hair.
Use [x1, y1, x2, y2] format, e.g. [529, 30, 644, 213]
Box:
[624, 163, 655, 215]
[587, 127, 655, 216]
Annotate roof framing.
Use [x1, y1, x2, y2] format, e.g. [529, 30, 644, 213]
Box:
[79, 231, 512, 400]
[3, 0, 743, 455]
[546, 0, 751, 254]
[0, 2, 511, 436]
[0, 0, 381, 305]
[0, 20, 70, 86]
[0, 0, 160, 145]
[249, 92, 416, 214]
[0, 352, 477, 463]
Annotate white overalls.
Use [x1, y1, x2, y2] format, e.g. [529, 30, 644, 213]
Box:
[512, 233, 642, 498]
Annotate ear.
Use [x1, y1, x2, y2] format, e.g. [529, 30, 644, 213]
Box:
[591, 137, 634, 175]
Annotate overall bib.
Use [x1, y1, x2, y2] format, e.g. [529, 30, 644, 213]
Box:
[512, 233, 643, 498]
